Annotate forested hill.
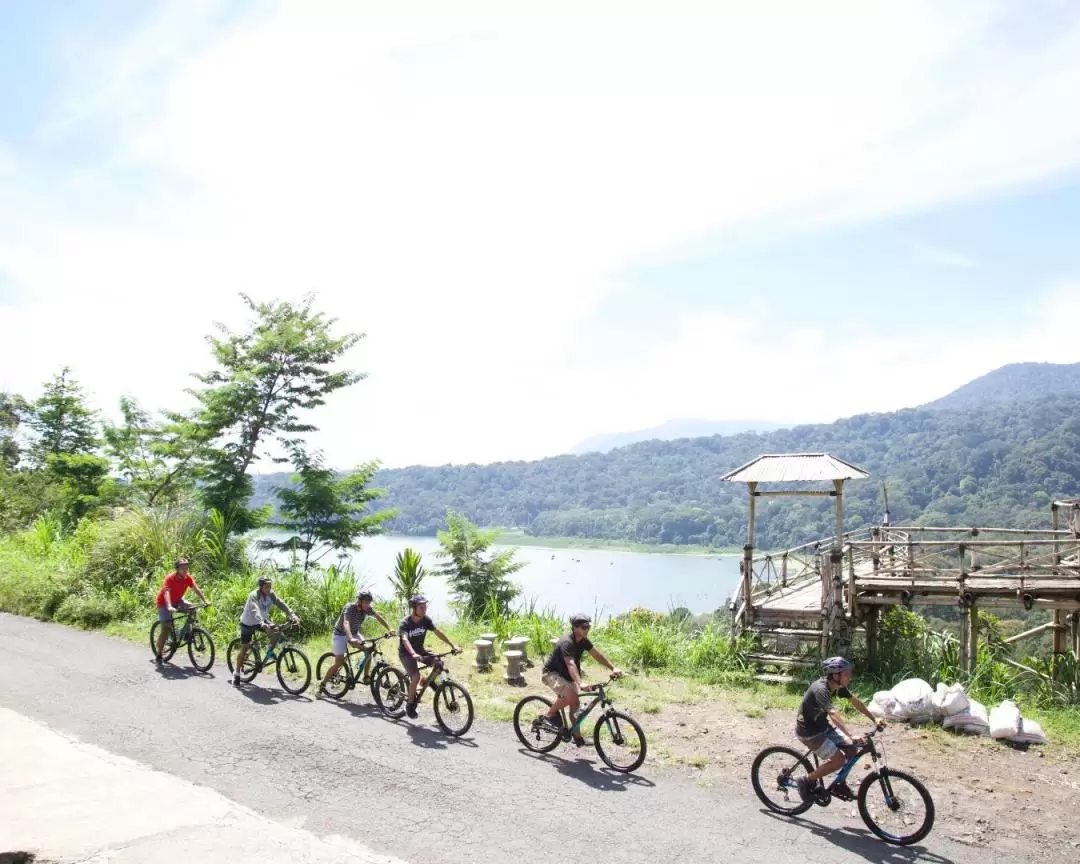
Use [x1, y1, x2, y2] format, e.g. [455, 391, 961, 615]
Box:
[923, 362, 1080, 411]
[252, 393, 1080, 550]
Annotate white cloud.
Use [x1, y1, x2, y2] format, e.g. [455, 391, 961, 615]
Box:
[2, 1, 1080, 467]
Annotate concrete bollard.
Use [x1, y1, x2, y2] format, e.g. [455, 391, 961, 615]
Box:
[504, 650, 525, 685]
[473, 639, 494, 671]
[479, 633, 499, 658]
[504, 636, 532, 667]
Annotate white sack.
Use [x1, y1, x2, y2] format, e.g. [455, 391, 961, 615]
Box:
[989, 700, 1022, 739]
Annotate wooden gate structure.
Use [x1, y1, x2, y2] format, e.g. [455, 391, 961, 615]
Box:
[723, 453, 1080, 681]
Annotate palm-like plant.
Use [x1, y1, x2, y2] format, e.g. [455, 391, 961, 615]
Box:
[390, 547, 427, 612]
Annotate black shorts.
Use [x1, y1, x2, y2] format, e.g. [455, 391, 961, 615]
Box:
[239, 623, 260, 645]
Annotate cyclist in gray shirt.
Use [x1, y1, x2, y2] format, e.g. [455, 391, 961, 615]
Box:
[231, 575, 300, 686]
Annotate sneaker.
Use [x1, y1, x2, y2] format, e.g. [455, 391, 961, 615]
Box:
[572, 735, 588, 748]
[154, 656, 163, 666]
[231, 674, 241, 687]
[405, 701, 418, 719]
[832, 781, 855, 801]
[796, 776, 814, 803]
[539, 716, 561, 733]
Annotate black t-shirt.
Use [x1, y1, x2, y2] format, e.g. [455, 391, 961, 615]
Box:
[543, 634, 593, 680]
[399, 615, 435, 655]
[795, 677, 851, 738]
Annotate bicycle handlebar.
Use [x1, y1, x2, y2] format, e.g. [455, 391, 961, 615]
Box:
[581, 672, 626, 691]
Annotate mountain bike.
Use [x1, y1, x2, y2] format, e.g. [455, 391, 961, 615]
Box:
[374, 648, 474, 736]
[750, 727, 934, 846]
[512, 673, 646, 773]
[226, 621, 312, 695]
[149, 603, 215, 672]
[315, 633, 400, 702]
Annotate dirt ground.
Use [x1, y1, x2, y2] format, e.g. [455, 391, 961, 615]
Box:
[638, 685, 1080, 856]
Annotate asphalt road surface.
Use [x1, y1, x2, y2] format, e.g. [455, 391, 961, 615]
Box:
[0, 613, 1046, 863]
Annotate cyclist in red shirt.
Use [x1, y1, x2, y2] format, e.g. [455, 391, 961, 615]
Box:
[154, 558, 209, 663]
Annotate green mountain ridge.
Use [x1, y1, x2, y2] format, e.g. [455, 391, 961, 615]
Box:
[252, 363, 1080, 550]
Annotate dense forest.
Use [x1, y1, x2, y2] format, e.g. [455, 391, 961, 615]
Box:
[253, 387, 1080, 550]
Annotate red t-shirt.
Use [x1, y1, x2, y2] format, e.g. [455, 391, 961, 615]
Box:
[156, 572, 195, 608]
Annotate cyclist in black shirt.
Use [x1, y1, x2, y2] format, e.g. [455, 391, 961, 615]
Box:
[540, 613, 621, 745]
[795, 656, 884, 802]
[398, 595, 461, 718]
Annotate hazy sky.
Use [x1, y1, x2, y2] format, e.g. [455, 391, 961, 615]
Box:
[2, 1, 1080, 469]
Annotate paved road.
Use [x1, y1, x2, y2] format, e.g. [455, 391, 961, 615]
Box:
[0, 613, 1044, 863]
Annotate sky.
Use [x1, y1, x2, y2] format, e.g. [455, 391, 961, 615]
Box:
[2, 0, 1080, 469]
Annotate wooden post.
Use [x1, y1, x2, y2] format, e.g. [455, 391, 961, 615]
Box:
[959, 602, 970, 673]
[739, 480, 758, 630]
[1052, 609, 1066, 656]
[1073, 612, 1080, 657]
[833, 479, 844, 547]
[866, 607, 879, 670]
[1052, 503, 1061, 569]
[967, 602, 978, 675]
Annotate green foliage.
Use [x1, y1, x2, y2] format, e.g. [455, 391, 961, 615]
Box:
[26, 367, 99, 463]
[261, 448, 395, 571]
[188, 293, 364, 535]
[0, 391, 28, 469]
[435, 510, 524, 620]
[388, 547, 428, 612]
[246, 392, 1080, 548]
[103, 397, 194, 507]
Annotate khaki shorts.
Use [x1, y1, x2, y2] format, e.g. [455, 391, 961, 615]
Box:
[542, 670, 576, 696]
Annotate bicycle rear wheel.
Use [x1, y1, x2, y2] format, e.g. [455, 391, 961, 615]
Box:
[750, 746, 815, 816]
[433, 681, 474, 737]
[276, 647, 311, 695]
[187, 627, 215, 672]
[373, 665, 408, 717]
[512, 695, 563, 753]
[857, 768, 935, 846]
[150, 621, 179, 662]
[594, 710, 646, 773]
[227, 638, 260, 683]
[316, 652, 349, 699]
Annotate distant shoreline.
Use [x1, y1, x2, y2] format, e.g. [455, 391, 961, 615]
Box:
[491, 530, 742, 556]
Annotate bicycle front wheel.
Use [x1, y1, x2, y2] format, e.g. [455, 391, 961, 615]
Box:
[857, 768, 935, 846]
[316, 652, 349, 699]
[750, 746, 815, 816]
[433, 681, 474, 737]
[187, 627, 215, 672]
[150, 621, 179, 662]
[276, 647, 311, 695]
[373, 666, 408, 717]
[227, 639, 260, 683]
[594, 710, 646, 773]
[512, 695, 562, 753]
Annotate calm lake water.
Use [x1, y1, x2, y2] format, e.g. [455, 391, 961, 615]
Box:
[259, 533, 742, 622]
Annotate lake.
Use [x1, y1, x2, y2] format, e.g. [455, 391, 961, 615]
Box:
[258, 533, 742, 622]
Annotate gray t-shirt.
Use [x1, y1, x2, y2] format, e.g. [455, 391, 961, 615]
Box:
[796, 677, 851, 738]
[333, 602, 367, 638]
[239, 589, 293, 627]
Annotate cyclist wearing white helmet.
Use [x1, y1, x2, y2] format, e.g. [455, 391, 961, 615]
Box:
[232, 575, 300, 687]
[317, 589, 393, 696]
[539, 613, 621, 746]
[795, 656, 884, 802]
[398, 595, 461, 718]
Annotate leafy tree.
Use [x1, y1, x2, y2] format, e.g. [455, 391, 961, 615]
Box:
[103, 397, 198, 506]
[46, 451, 114, 527]
[435, 510, 524, 619]
[188, 293, 363, 534]
[27, 367, 99, 463]
[260, 448, 395, 572]
[0, 391, 28, 469]
[389, 547, 428, 611]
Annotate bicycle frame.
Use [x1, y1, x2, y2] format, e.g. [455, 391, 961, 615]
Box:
[162, 604, 205, 641]
[806, 729, 886, 795]
[338, 635, 393, 687]
[413, 649, 459, 700]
